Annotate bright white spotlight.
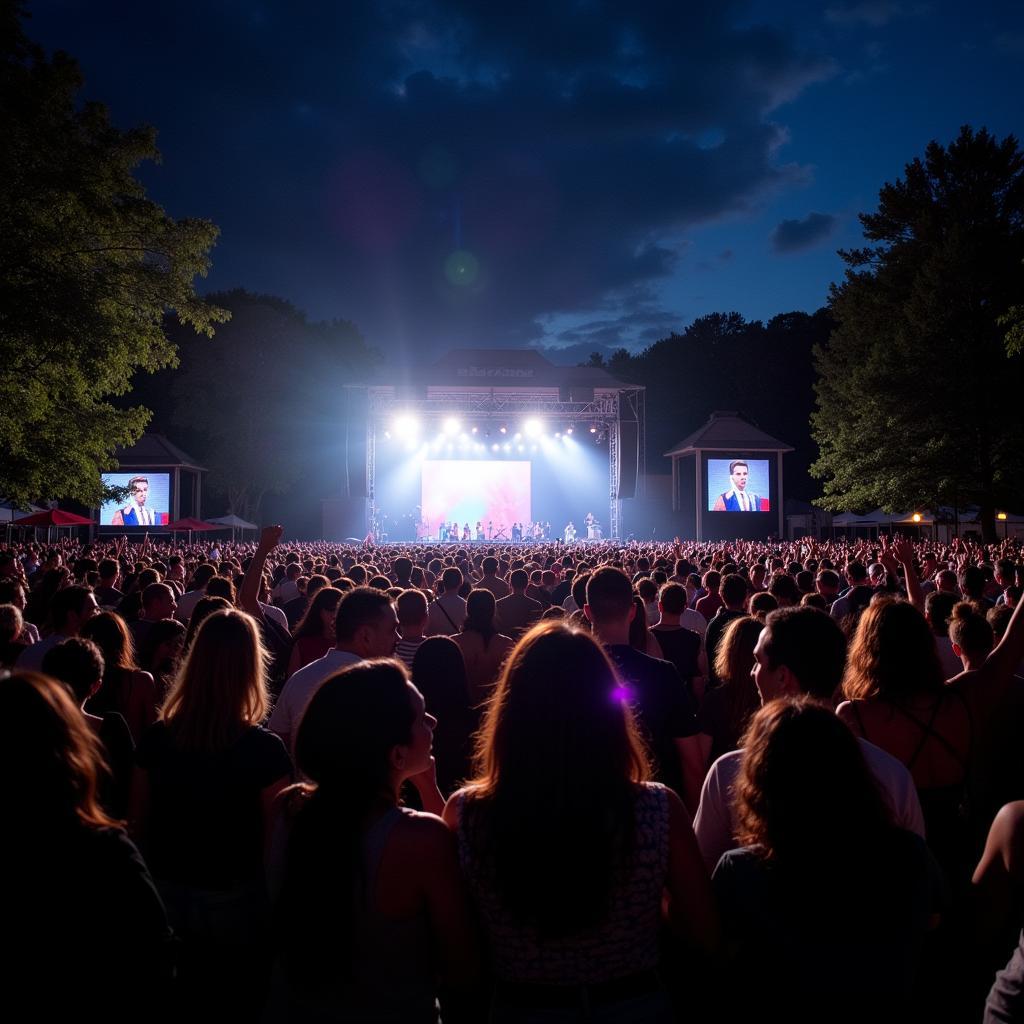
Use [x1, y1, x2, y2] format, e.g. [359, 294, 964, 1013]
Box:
[499, 426, 507, 434]
[567, 426, 574, 435]
[503, 443, 511, 452]
[554, 431, 561, 438]
[517, 444, 525, 452]
[471, 426, 478, 434]
[514, 432, 522, 441]
[443, 417, 461, 436]
[524, 418, 542, 437]
[393, 414, 419, 439]
[491, 443, 499, 451]
[530, 444, 537, 452]
[589, 425, 597, 434]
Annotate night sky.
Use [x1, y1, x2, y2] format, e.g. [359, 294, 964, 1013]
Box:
[27, 1, 1024, 365]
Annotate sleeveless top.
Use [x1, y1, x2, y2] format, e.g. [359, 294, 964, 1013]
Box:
[453, 782, 670, 984]
[848, 695, 974, 883]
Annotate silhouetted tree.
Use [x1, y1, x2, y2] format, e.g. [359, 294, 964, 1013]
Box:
[812, 126, 1024, 539]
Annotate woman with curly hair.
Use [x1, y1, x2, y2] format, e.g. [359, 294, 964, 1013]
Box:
[714, 697, 939, 1019]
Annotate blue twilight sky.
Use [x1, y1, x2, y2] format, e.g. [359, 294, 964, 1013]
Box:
[24, 0, 1024, 364]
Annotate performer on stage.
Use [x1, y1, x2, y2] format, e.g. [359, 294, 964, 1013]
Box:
[564, 521, 576, 543]
[512, 522, 521, 542]
[488, 520, 494, 540]
[476, 521, 484, 541]
[462, 523, 471, 542]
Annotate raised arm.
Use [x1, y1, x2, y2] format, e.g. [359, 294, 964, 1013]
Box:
[239, 525, 283, 618]
[891, 537, 925, 613]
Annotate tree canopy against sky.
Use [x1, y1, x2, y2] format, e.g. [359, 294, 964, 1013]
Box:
[811, 126, 1024, 539]
[0, 4, 226, 506]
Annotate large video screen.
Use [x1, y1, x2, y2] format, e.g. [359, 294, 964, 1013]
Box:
[100, 472, 171, 526]
[422, 460, 530, 538]
[707, 458, 770, 512]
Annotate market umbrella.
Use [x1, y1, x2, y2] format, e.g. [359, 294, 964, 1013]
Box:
[206, 514, 258, 542]
[13, 509, 94, 527]
[165, 517, 220, 544]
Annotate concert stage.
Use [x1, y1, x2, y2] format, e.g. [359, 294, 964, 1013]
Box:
[327, 349, 645, 543]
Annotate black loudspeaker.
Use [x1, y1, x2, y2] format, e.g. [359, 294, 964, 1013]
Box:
[617, 415, 639, 500]
[343, 388, 368, 498]
[559, 385, 595, 403]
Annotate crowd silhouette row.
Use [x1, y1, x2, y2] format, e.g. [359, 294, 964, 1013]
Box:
[2, 530, 1023, 1021]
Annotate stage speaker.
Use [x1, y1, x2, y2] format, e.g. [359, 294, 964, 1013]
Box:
[559, 385, 595, 403]
[616, 415, 639, 500]
[343, 387, 368, 498]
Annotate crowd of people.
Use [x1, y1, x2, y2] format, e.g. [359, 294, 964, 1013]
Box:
[3, 527, 1024, 1021]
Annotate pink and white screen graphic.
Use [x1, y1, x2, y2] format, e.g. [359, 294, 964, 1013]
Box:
[422, 460, 530, 535]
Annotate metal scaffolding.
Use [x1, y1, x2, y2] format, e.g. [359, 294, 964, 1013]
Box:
[358, 383, 644, 540]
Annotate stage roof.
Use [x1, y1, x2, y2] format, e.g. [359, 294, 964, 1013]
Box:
[366, 348, 638, 392]
[114, 433, 206, 471]
[664, 411, 793, 456]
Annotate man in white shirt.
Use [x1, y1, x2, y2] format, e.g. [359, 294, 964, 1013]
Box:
[112, 475, 156, 526]
[694, 606, 925, 872]
[269, 586, 400, 756]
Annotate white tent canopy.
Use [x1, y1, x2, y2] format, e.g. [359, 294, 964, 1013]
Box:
[206, 514, 258, 530]
[831, 509, 934, 527]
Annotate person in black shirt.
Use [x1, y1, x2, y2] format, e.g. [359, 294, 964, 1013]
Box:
[585, 566, 703, 813]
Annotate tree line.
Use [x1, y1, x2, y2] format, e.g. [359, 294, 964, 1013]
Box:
[1, 8, 1021, 538]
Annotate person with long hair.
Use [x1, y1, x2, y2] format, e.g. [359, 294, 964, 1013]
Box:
[713, 697, 939, 1018]
[285, 585, 342, 679]
[272, 659, 479, 1020]
[452, 588, 514, 704]
[838, 587, 1024, 882]
[697, 615, 763, 768]
[3, 671, 171, 1011]
[131, 608, 292, 1014]
[443, 621, 718, 1020]
[80, 610, 159, 741]
[411, 636, 480, 799]
[135, 616, 187, 705]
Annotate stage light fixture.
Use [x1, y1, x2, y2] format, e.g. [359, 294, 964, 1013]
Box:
[503, 443, 511, 452]
[443, 417, 461, 436]
[383, 430, 392, 440]
[567, 425, 574, 434]
[589, 425, 597, 434]
[555, 431, 562, 438]
[517, 444, 525, 452]
[524, 418, 542, 437]
[393, 414, 419, 438]
[491, 443, 499, 451]
[471, 426, 478, 434]
[499, 425, 507, 434]
[514, 432, 522, 441]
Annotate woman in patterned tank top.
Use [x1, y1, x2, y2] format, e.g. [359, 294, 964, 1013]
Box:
[443, 620, 719, 1021]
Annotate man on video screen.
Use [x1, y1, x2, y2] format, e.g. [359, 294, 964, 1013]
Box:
[713, 460, 765, 512]
[111, 476, 155, 526]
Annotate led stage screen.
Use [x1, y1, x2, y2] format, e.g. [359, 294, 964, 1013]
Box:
[422, 460, 530, 536]
[100, 472, 171, 526]
[707, 458, 770, 512]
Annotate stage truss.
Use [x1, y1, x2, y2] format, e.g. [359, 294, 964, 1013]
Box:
[361, 386, 645, 540]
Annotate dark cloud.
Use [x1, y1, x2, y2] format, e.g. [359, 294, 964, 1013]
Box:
[824, 2, 916, 28]
[770, 212, 838, 253]
[29, 1, 835, 357]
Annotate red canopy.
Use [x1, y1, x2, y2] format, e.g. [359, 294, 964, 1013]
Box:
[13, 509, 94, 527]
[165, 517, 219, 532]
